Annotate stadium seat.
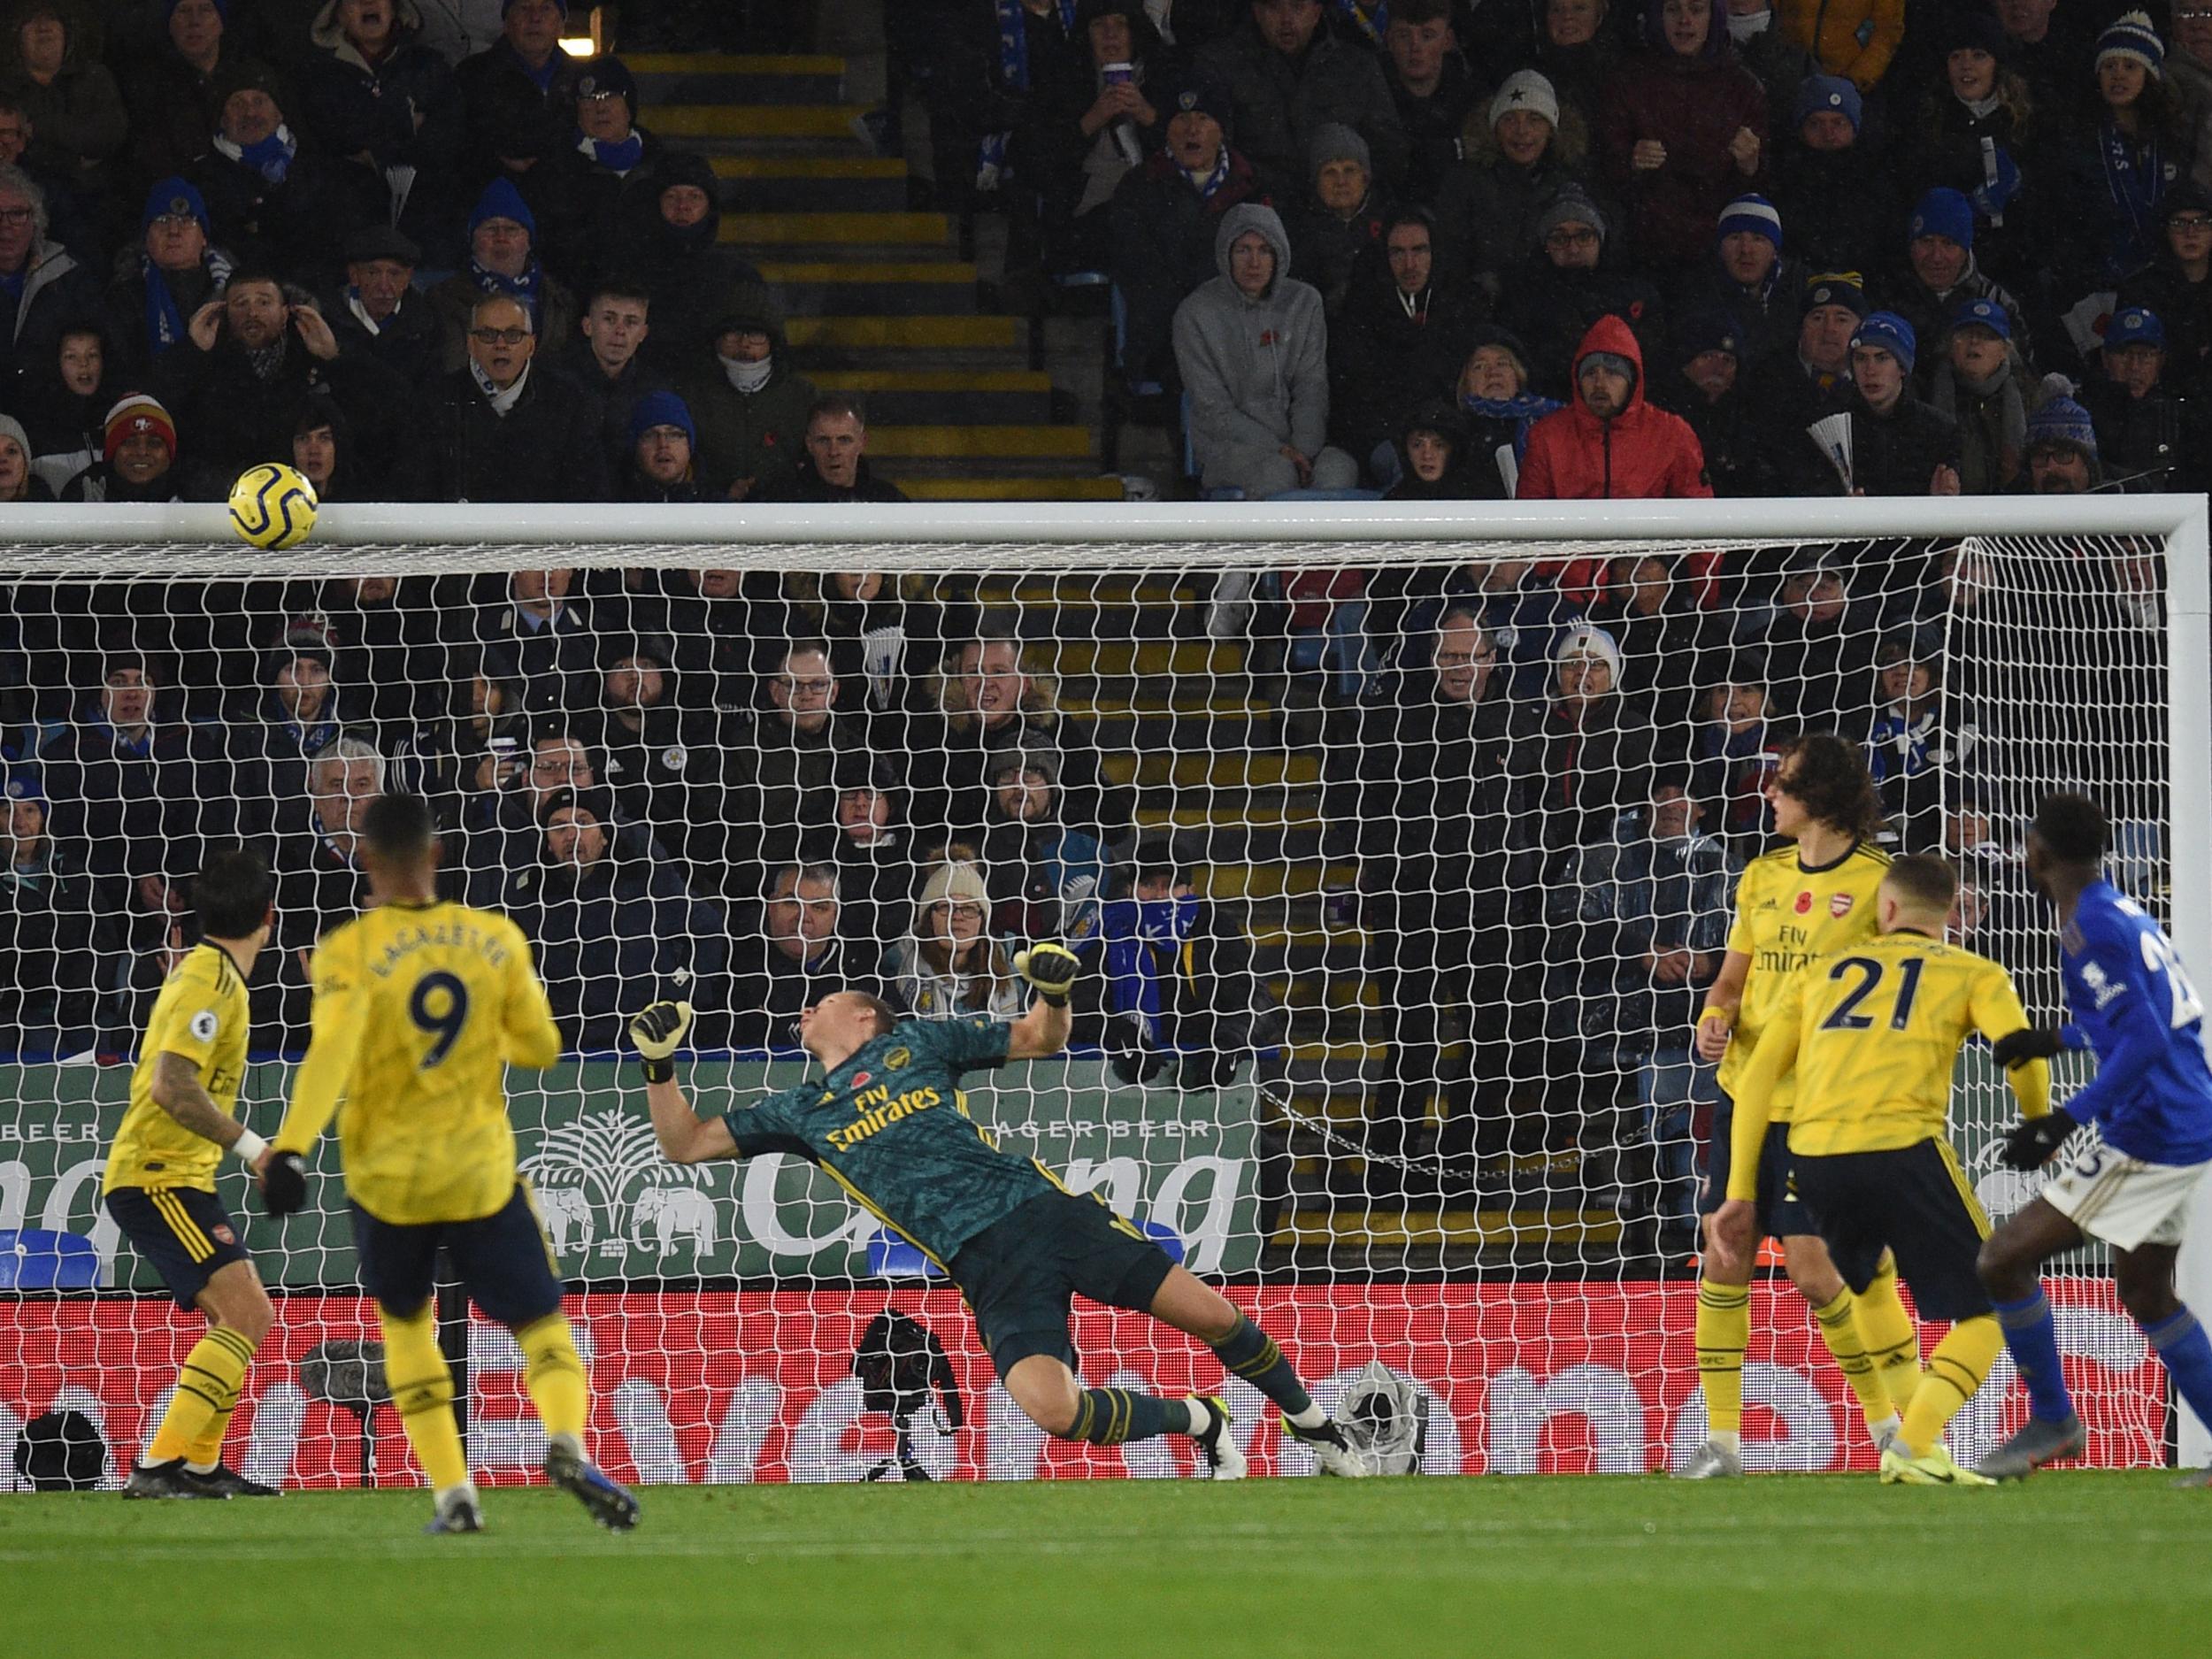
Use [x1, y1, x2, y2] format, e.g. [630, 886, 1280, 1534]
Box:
[0, 1230, 100, 1290]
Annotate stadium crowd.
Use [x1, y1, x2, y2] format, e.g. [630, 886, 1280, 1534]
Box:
[0, 0, 2192, 1217]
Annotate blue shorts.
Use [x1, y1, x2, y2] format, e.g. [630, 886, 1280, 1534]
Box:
[351, 1180, 565, 1328]
[106, 1186, 252, 1310]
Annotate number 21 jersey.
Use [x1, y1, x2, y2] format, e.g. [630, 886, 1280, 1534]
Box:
[275, 899, 564, 1224]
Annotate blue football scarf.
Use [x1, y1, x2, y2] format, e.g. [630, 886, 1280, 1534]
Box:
[580, 128, 646, 173]
[979, 0, 1078, 186]
[229, 127, 297, 184]
[1102, 893, 1200, 1036]
[1461, 390, 1563, 458]
[1331, 0, 1387, 45]
[2099, 117, 2168, 279]
[142, 247, 233, 358]
[469, 254, 544, 324]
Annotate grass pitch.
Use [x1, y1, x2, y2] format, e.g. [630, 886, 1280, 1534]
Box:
[3, 1473, 2206, 1659]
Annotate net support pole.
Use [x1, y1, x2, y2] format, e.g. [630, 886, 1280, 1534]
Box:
[2169, 495, 2212, 1469]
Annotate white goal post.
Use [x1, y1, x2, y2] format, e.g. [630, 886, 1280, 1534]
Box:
[1, 492, 2205, 1482]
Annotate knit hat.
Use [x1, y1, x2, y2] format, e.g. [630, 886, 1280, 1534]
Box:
[628, 389, 696, 446]
[1307, 123, 1370, 182]
[469, 177, 536, 241]
[1801, 272, 1869, 317]
[1952, 296, 2011, 341]
[503, 0, 566, 13]
[169, 0, 227, 19]
[988, 746, 1061, 788]
[2026, 395, 2098, 453]
[1793, 74, 1863, 134]
[1536, 186, 1606, 244]
[2097, 10, 2163, 77]
[1909, 187, 1975, 249]
[2107, 305, 2167, 351]
[1935, 9, 2006, 61]
[102, 394, 174, 461]
[142, 177, 209, 235]
[0, 412, 28, 457]
[1158, 66, 1233, 131]
[1462, 324, 1533, 381]
[1717, 193, 1782, 250]
[1488, 69, 1559, 131]
[1678, 310, 1741, 360]
[1555, 621, 1624, 687]
[1851, 311, 1917, 374]
[3, 764, 46, 818]
[573, 56, 635, 110]
[916, 860, 991, 913]
[2163, 182, 2212, 223]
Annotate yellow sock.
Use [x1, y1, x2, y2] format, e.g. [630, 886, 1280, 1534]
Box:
[379, 1303, 471, 1494]
[1696, 1278, 1751, 1439]
[1900, 1316, 2004, 1457]
[1810, 1287, 1894, 1431]
[1856, 1256, 1924, 1412]
[516, 1311, 589, 1448]
[146, 1325, 255, 1467]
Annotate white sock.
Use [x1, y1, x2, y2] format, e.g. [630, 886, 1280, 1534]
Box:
[1870, 1412, 1902, 1447]
[1286, 1402, 1327, 1432]
[1709, 1429, 1741, 1454]
[435, 1479, 480, 1509]
[548, 1431, 583, 1460]
[185, 1459, 219, 1475]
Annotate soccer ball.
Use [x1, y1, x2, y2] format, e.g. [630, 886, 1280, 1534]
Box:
[227, 463, 319, 549]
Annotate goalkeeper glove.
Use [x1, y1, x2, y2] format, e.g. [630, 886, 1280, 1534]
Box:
[1992, 1027, 2064, 1068]
[1014, 942, 1081, 1007]
[260, 1151, 308, 1217]
[629, 1000, 694, 1084]
[1998, 1109, 2078, 1171]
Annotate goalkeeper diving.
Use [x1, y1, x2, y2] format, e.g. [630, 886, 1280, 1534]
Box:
[630, 943, 1366, 1476]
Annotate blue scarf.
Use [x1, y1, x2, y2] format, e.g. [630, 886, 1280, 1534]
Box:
[1331, 0, 1387, 45]
[979, 0, 1078, 186]
[470, 255, 543, 324]
[580, 128, 645, 173]
[2099, 117, 2169, 280]
[1462, 390, 1563, 457]
[1865, 704, 1937, 784]
[221, 127, 297, 185]
[1102, 893, 1199, 1038]
[142, 247, 232, 358]
[1184, 146, 1232, 199]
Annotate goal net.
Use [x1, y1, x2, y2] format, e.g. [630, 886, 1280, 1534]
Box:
[2, 497, 2205, 1487]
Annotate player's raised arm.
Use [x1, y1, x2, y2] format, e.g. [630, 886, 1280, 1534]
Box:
[1008, 942, 1079, 1058]
[629, 1001, 740, 1164]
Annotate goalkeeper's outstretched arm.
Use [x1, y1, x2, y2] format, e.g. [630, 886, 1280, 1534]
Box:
[629, 1001, 739, 1165]
[1008, 942, 1079, 1060]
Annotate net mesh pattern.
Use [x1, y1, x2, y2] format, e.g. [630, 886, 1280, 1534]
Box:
[0, 527, 2180, 1483]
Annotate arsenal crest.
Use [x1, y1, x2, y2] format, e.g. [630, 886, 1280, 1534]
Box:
[211, 1225, 236, 1245]
[1830, 894, 1855, 918]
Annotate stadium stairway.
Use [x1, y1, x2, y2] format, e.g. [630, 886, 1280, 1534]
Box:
[990, 574, 1631, 1271]
[632, 54, 1121, 504]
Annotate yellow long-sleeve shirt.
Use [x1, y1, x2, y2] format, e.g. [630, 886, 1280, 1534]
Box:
[1778, 0, 1906, 91]
[1726, 930, 2051, 1202]
[274, 899, 562, 1224]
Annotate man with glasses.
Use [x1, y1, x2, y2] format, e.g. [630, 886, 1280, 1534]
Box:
[723, 642, 874, 907]
[2117, 185, 2212, 393]
[405, 293, 608, 501]
[0, 161, 89, 397]
[1497, 187, 1664, 401]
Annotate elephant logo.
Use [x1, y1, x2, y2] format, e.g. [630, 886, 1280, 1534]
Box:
[519, 1109, 718, 1263]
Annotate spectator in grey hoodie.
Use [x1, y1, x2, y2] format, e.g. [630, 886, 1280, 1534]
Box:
[1172, 201, 1358, 495]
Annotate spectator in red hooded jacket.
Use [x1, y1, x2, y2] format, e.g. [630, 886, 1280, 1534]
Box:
[1517, 312, 1713, 503]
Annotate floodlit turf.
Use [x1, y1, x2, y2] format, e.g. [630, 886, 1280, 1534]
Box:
[3, 1473, 2206, 1658]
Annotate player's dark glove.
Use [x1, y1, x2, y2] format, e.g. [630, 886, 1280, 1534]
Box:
[1014, 942, 1081, 1007]
[629, 1000, 694, 1084]
[260, 1151, 308, 1217]
[1999, 1109, 2078, 1171]
[1992, 1027, 2064, 1068]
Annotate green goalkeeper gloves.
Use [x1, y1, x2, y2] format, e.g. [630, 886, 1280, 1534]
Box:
[629, 1000, 694, 1083]
[1014, 942, 1082, 1007]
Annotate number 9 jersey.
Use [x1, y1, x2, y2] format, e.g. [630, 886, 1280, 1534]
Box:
[273, 899, 565, 1224]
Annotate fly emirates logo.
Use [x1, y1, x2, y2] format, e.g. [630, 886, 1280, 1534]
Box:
[826, 1081, 945, 1152]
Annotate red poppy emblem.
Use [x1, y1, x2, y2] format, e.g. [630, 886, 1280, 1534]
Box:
[211, 1225, 235, 1245]
[1258, 330, 1279, 346]
[1793, 890, 1814, 915]
[763, 431, 779, 447]
[1630, 301, 1646, 319]
[851, 1072, 871, 1088]
[1831, 894, 1855, 918]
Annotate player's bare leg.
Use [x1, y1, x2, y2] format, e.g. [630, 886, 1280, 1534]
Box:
[1147, 1265, 1366, 1477]
[1975, 1198, 2090, 1478]
[127, 1259, 278, 1500]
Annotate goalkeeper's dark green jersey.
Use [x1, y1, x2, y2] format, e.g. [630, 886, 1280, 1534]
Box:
[717, 1014, 1055, 1265]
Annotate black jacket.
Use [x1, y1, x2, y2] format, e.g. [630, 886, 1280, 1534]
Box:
[403, 362, 611, 503]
